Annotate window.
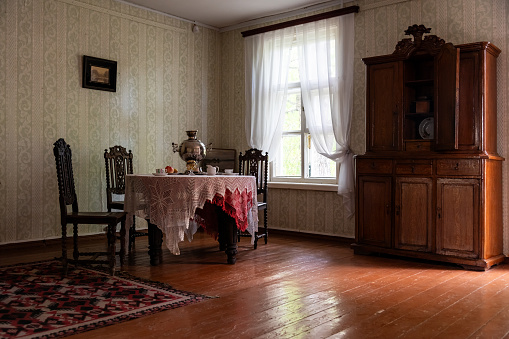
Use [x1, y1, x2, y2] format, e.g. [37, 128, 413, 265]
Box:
[271, 41, 338, 184]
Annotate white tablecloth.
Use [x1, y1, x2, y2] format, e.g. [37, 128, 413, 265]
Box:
[124, 174, 259, 254]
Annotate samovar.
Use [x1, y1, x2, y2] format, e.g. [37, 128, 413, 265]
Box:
[172, 130, 210, 173]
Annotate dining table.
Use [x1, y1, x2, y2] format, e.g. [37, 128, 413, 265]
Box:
[124, 173, 259, 265]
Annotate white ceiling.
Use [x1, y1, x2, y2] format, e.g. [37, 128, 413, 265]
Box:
[118, 0, 343, 29]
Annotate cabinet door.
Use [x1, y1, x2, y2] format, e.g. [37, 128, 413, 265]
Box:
[457, 50, 480, 151]
[395, 177, 433, 252]
[357, 176, 392, 248]
[435, 43, 460, 151]
[436, 178, 479, 258]
[367, 62, 402, 152]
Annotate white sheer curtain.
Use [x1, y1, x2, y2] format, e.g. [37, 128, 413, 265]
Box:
[296, 14, 355, 217]
[244, 27, 295, 156]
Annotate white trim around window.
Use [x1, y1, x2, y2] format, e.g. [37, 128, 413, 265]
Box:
[268, 181, 338, 192]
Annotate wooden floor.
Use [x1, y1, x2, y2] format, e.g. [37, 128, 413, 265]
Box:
[3, 230, 509, 339]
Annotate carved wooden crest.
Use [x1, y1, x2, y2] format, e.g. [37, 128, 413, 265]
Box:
[393, 24, 445, 56]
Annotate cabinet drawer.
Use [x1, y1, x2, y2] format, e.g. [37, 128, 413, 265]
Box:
[404, 140, 431, 152]
[436, 159, 481, 176]
[396, 161, 432, 175]
[356, 159, 392, 174]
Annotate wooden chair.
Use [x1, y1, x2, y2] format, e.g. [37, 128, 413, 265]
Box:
[104, 145, 148, 251]
[238, 148, 268, 249]
[200, 148, 237, 172]
[53, 138, 126, 275]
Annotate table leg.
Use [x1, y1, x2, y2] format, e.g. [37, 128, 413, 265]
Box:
[148, 222, 163, 266]
[216, 206, 237, 264]
[218, 215, 226, 252]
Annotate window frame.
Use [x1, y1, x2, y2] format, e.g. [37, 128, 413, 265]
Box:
[270, 82, 339, 185]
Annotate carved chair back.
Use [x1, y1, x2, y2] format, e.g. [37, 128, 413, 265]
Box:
[53, 138, 79, 221]
[104, 145, 133, 210]
[239, 148, 268, 203]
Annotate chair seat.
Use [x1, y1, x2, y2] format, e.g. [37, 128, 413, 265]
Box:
[66, 211, 127, 224]
[257, 202, 267, 210]
[109, 201, 125, 210]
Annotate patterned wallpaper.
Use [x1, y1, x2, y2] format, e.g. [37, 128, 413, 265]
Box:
[0, 0, 222, 243]
[1, 0, 509, 253]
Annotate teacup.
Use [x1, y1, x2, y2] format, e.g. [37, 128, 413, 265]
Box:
[155, 168, 166, 174]
[206, 165, 219, 175]
[224, 169, 234, 174]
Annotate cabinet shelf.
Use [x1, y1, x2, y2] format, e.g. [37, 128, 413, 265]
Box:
[405, 112, 433, 118]
[405, 138, 432, 142]
[405, 79, 433, 86]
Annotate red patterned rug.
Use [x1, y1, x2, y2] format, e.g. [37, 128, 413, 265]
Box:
[0, 260, 211, 338]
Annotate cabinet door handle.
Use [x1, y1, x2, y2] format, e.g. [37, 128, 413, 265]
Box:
[411, 165, 415, 173]
[437, 207, 442, 219]
[454, 163, 459, 170]
[386, 204, 391, 215]
[395, 205, 400, 215]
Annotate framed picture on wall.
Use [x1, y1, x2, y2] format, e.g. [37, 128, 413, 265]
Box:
[82, 55, 117, 92]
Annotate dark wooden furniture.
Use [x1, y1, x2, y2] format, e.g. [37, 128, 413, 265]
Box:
[53, 138, 126, 275]
[238, 148, 268, 249]
[147, 204, 240, 265]
[201, 148, 237, 173]
[125, 175, 259, 265]
[353, 25, 504, 270]
[104, 145, 147, 251]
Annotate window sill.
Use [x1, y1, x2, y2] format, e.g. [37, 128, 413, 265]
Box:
[268, 181, 338, 192]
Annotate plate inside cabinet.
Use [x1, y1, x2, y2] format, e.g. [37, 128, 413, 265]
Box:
[419, 117, 434, 139]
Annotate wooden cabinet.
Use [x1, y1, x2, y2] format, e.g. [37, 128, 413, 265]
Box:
[353, 25, 504, 270]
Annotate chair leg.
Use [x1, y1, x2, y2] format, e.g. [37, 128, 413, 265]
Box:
[61, 223, 68, 276]
[128, 216, 136, 252]
[264, 209, 268, 244]
[119, 220, 126, 265]
[73, 223, 79, 261]
[106, 223, 116, 275]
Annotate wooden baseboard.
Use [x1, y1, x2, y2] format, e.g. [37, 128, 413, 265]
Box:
[267, 228, 354, 244]
[0, 228, 351, 252]
[0, 230, 151, 252]
[0, 233, 104, 252]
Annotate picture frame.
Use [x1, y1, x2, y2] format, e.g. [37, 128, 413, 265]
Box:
[82, 55, 117, 92]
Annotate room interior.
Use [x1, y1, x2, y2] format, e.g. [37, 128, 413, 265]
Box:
[1, 0, 509, 337]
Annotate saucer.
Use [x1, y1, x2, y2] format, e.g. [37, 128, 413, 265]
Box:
[419, 117, 434, 139]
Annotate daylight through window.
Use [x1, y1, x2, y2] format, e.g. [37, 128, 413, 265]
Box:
[271, 37, 337, 183]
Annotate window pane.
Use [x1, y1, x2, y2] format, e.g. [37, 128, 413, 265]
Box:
[277, 134, 301, 177]
[284, 91, 301, 131]
[287, 44, 300, 83]
[307, 143, 336, 178]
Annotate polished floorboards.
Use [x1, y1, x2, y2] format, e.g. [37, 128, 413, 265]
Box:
[2, 230, 509, 339]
